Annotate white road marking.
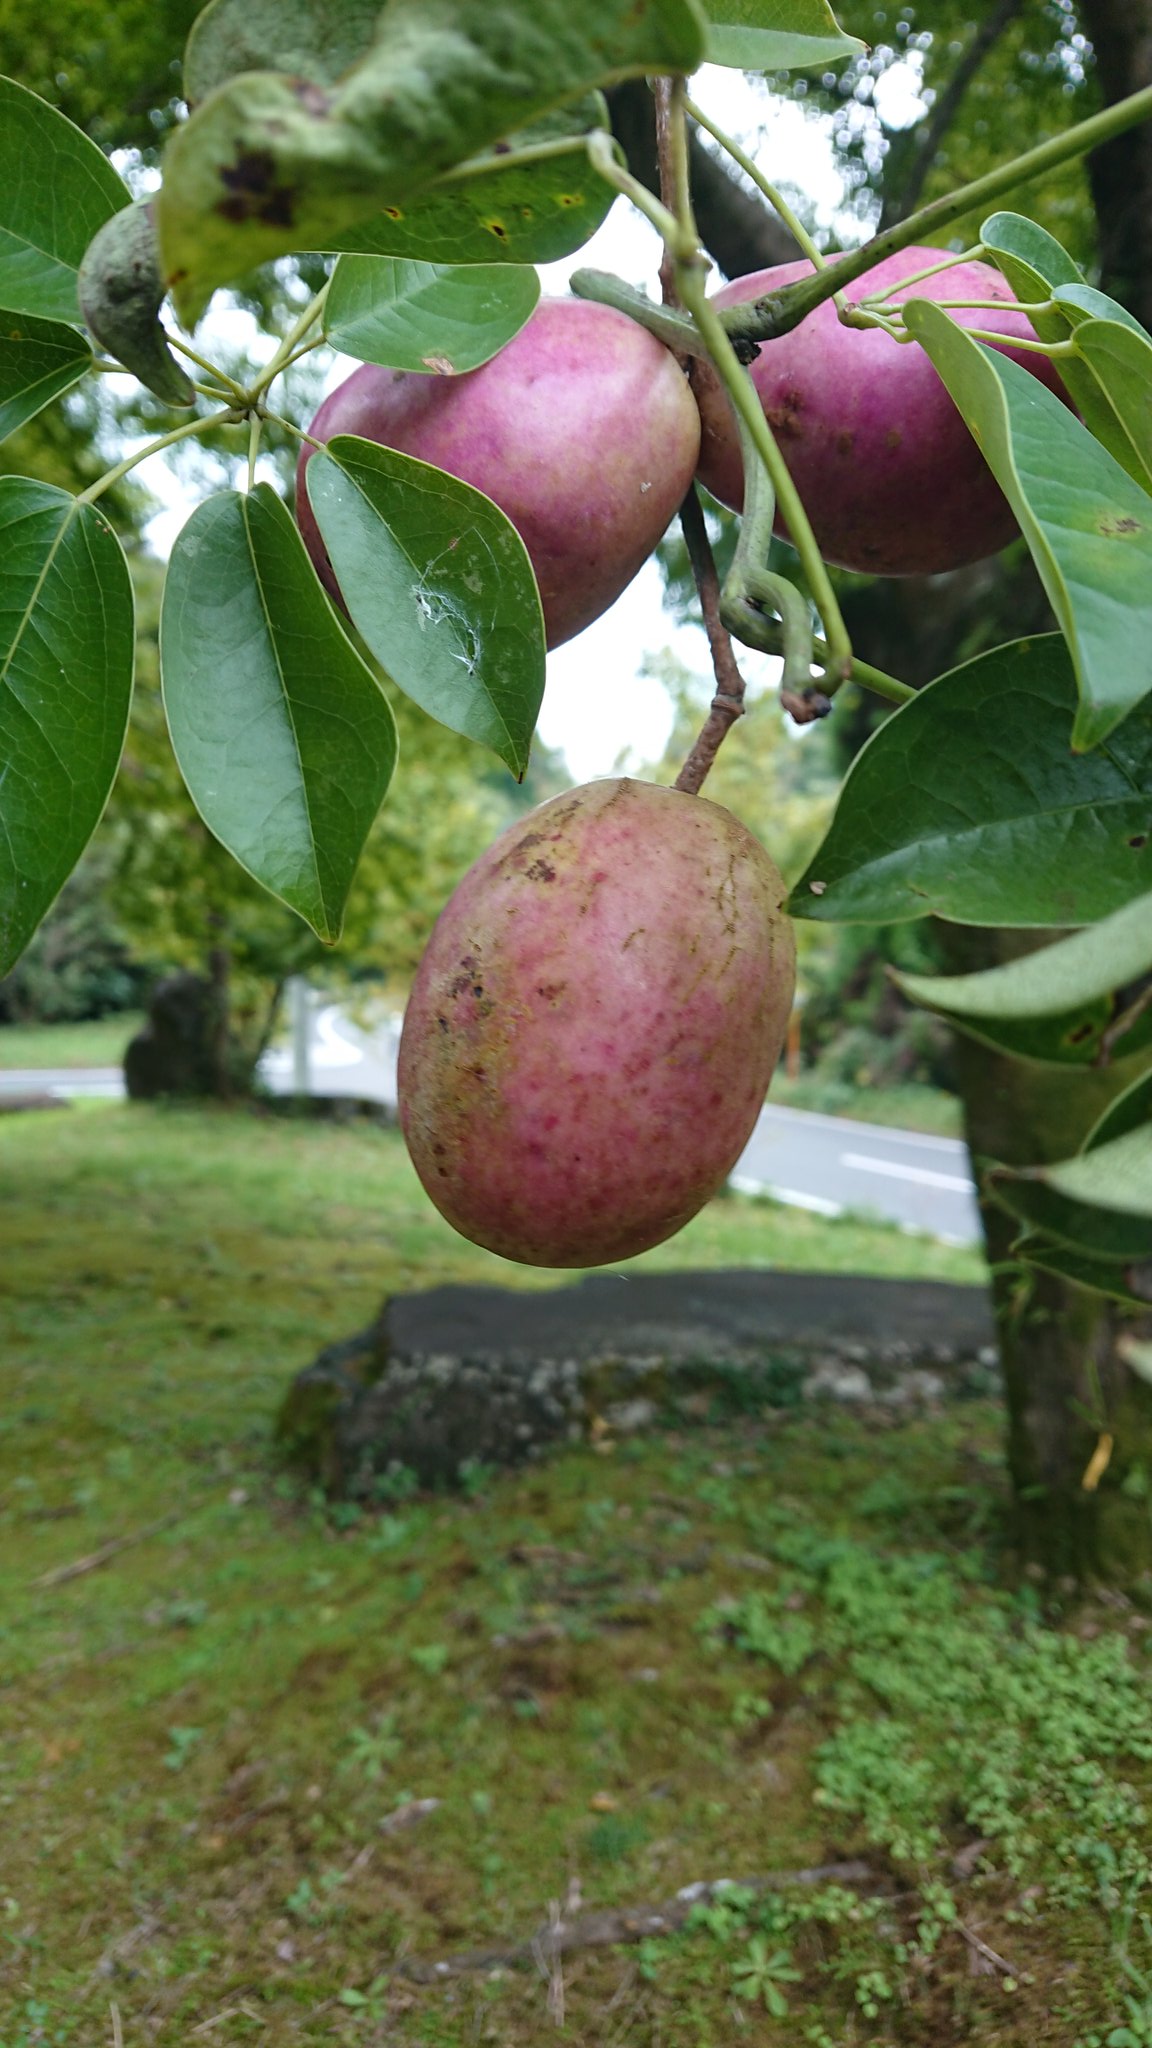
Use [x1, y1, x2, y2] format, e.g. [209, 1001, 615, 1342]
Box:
[840, 1151, 975, 1193]
[729, 1174, 844, 1216]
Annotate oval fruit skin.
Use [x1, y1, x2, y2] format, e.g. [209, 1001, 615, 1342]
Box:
[399, 779, 796, 1268]
[694, 248, 1068, 577]
[297, 298, 701, 649]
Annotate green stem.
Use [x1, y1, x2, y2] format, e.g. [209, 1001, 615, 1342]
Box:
[587, 130, 686, 251]
[677, 262, 854, 675]
[719, 81, 1152, 344]
[683, 93, 832, 281]
[569, 269, 709, 354]
[249, 285, 330, 401]
[909, 296, 1059, 315]
[261, 408, 322, 453]
[726, 602, 914, 706]
[961, 327, 1075, 354]
[247, 412, 262, 492]
[859, 245, 983, 304]
[169, 334, 246, 402]
[720, 414, 815, 697]
[76, 411, 234, 506]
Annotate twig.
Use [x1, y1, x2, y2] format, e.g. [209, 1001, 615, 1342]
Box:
[652, 78, 681, 312]
[33, 1510, 184, 1588]
[109, 2004, 123, 2048]
[396, 1862, 879, 1980]
[673, 486, 749, 796]
[958, 1920, 1017, 1977]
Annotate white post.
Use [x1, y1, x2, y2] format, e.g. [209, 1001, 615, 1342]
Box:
[289, 977, 311, 1095]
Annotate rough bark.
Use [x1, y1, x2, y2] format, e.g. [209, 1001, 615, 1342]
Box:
[938, 928, 1152, 1583]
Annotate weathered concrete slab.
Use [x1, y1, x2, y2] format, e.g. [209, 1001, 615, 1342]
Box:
[276, 1271, 997, 1495]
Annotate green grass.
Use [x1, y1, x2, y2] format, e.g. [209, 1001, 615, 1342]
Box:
[770, 1074, 963, 1138]
[0, 1015, 964, 1140]
[0, 1012, 143, 1068]
[1, 1104, 1145, 2045]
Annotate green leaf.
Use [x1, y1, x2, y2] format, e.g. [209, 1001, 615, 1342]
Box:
[319, 100, 616, 267]
[979, 211, 1083, 304]
[306, 436, 545, 777]
[902, 301, 1152, 751]
[0, 76, 129, 322]
[894, 893, 1152, 1065]
[1019, 1238, 1152, 1308]
[1010, 1069, 1152, 1295]
[324, 257, 538, 374]
[1084, 1067, 1152, 1154]
[157, 0, 707, 323]
[979, 211, 1152, 501]
[0, 313, 92, 442]
[789, 635, 1152, 928]
[990, 1126, 1152, 1263]
[160, 485, 398, 941]
[0, 478, 134, 976]
[1052, 282, 1150, 339]
[704, 0, 864, 70]
[1065, 319, 1152, 496]
[184, 0, 383, 104]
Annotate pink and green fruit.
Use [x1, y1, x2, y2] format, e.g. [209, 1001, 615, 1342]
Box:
[694, 247, 1067, 577]
[398, 778, 796, 1268]
[297, 298, 701, 649]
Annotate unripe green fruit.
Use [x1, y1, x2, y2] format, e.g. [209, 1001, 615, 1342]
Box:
[297, 298, 701, 648]
[694, 247, 1068, 577]
[399, 778, 796, 1267]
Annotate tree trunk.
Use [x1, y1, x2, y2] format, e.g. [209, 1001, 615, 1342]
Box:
[938, 927, 1152, 1583]
[619, 22, 1152, 1581]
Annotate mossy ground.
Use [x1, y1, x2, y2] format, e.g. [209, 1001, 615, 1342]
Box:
[1, 1106, 1147, 2045]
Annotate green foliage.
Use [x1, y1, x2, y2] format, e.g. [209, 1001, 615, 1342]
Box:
[307, 437, 545, 774]
[0, 76, 128, 321]
[704, 0, 861, 73]
[324, 256, 540, 374]
[0, 844, 145, 1024]
[160, 484, 398, 942]
[323, 100, 618, 267]
[792, 637, 1152, 929]
[894, 894, 1152, 1070]
[904, 302, 1152, 751]
[0, 478, 135, 977]
[156, 0, 707, 322]
[0, 314, 92, 442]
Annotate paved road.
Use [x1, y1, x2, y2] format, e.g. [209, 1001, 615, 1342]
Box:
[732, 1102, 979, 1247]
[1, 1000, 980, 1245]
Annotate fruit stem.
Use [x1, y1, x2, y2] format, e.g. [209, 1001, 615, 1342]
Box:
[717, 80, 1152, 344]
[75, 411, 234, 506]
[676, 262, 855, 680]
[249, 285, 330, 402]
[683, 93, 848, 319]
[959, 327, 1076, 355]
[247, 411, 262, 493]
[586, 131, 689, 254]
[672, 485, 750, 797]
[719, 413, 826, 722]
[569, 270, 710, 354]
[858, 245, 983, 305]
[725, 602, 915, 707]
[169, 334, 247, 402]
